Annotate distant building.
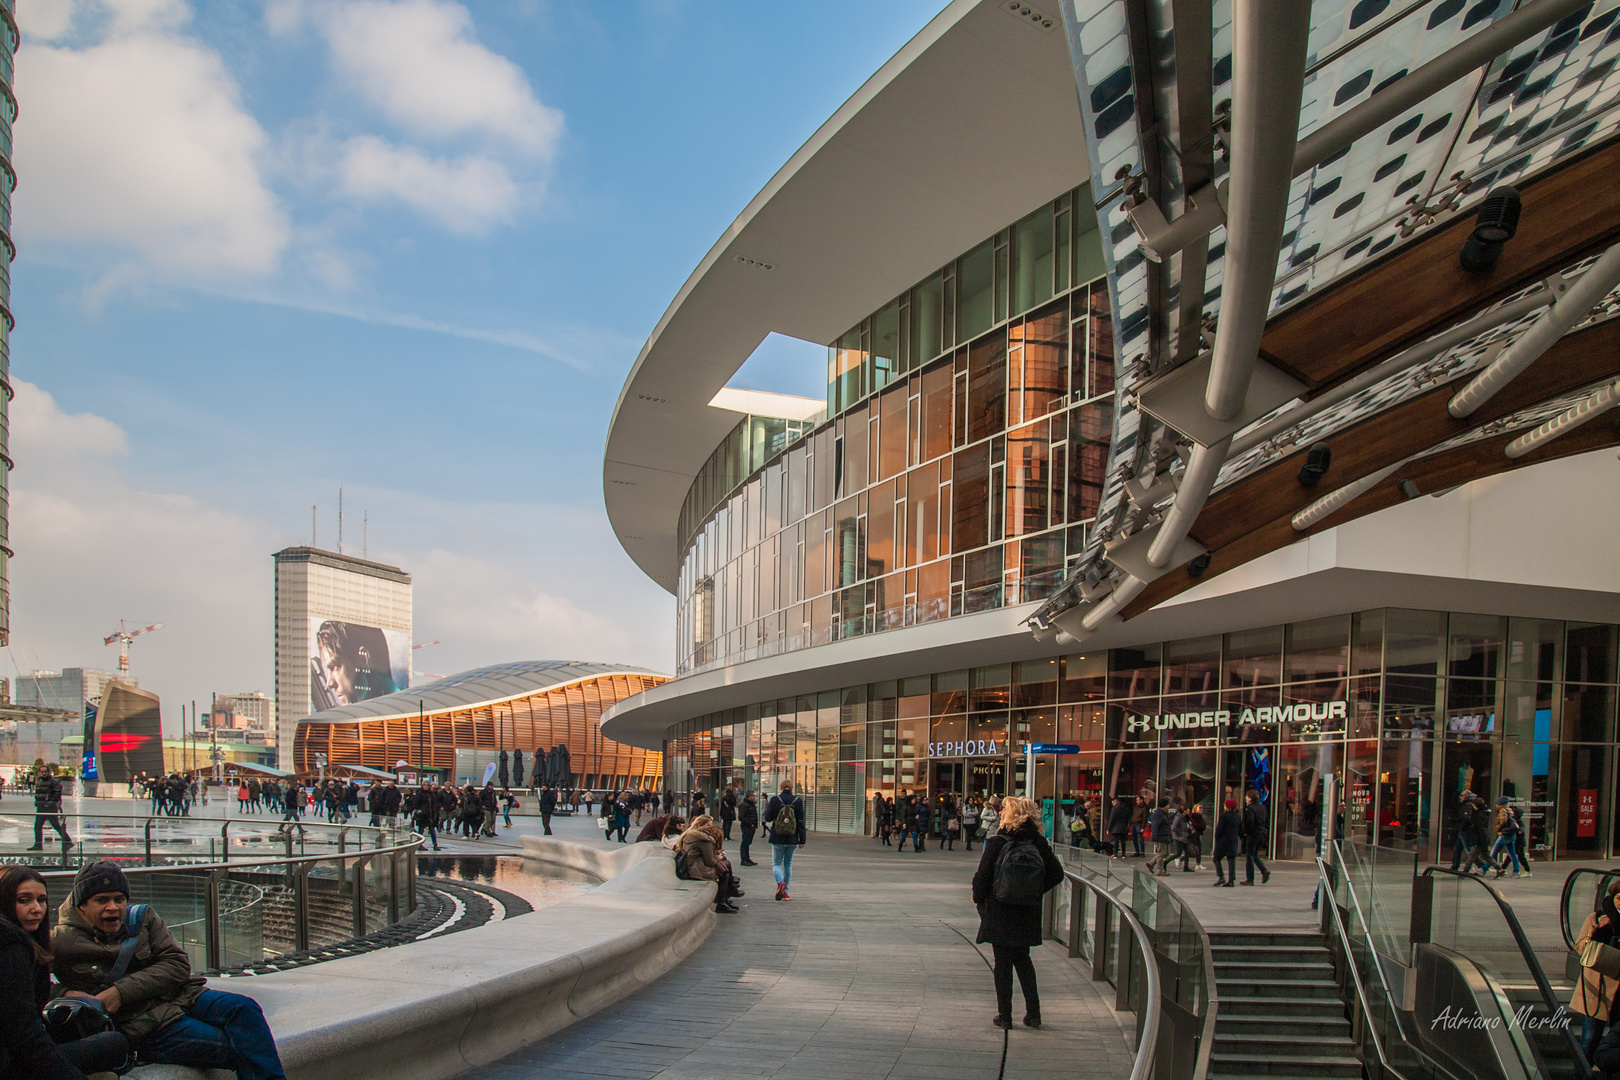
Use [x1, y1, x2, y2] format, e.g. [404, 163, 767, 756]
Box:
[0, 705, 81, 767]
[15, 667, 131, 712]
[207, 691, 275, 745]
[273, 547, 412, 770]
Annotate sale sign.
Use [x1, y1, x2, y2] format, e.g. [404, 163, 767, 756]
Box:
[1579, 789, 1598, 837]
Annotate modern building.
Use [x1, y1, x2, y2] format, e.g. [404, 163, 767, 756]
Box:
[292, 661, 667, 788]
[601, 0, 1620, 864]
[0, 706, 81, 766]
[14, 667, 131, 712]
[273, 547, 412, 769]
[208, 691, 275, 745]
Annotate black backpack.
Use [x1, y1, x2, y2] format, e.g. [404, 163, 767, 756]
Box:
[1458, 801, 1477, 832]
[993, 837, 1048, 906]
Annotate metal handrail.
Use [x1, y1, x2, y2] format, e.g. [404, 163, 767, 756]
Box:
[1559, 866, 1620, 950]
[34, 830, 423, 880]
[1423, 866, 1590, 1077]
[7, 812, 402, 866]
[1067, 869, 1161, 1080]
[1317, 852, 1401, 1077]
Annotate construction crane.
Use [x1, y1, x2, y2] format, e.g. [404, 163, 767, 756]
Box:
[104, 620, 164, 674]
[411, 640, 441, 686]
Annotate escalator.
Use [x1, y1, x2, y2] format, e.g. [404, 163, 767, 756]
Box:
[1318, 842, 1593, 1080]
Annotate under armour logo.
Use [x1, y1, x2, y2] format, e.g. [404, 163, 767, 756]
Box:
[1127, 715, 1152, 733]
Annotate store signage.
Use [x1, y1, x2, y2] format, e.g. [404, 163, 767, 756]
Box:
[1028, 743, 1081, 755]
[927, 739, 1001, 758]
[1126, 700, 1348, 738]
[1579, 789, 1598, 837]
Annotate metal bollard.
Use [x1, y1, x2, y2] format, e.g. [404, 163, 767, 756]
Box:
[204, 868, 224, 972]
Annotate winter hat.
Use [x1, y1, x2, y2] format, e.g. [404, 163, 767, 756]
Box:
[72, 861, 130, 907]
[1496, 796, 1511, 806]
[1224, 798, 1238, 810]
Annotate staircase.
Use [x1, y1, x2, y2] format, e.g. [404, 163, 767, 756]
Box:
[1209, 929, 1364, 1079]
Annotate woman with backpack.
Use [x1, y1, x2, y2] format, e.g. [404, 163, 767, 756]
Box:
[971, 796, 1064, 1030]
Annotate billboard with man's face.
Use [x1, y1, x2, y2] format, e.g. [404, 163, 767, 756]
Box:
[309, 619, 411, 712]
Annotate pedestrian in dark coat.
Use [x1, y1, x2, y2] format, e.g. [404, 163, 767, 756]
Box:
[1212, 798, 1242, 886]
[972, 797, 1064, 1029]
[738, 792, 760, 865]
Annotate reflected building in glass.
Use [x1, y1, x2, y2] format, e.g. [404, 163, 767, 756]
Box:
[600, 2, 1620, 867]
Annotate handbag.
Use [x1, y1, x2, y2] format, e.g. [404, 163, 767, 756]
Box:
[597, 816, 609, 829]
[1580, 939, 1620, 978]
[947, 818, 961, 833]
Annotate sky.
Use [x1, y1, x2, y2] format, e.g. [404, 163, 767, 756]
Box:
[8, 0, 940, 732]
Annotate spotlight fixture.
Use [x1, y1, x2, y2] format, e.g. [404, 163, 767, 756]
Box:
[1297, 443, 1332, 487]
[1398, 478, 1422, 499]
[1459, 186, 1521, 272]
[1187, 553, 1212, 579]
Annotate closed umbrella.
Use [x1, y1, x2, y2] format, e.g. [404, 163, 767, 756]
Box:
[498, 749, 510, 788]
[513, 748, 525, 787]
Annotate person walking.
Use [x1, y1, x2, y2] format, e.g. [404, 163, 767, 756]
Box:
[972, 796, 1063, 1030]
[1188, 803, 1206, 870]
[539, 785, 556, 836]
[1107, 795, 1131, 858]
[414, 783, 442, 851]
[943, 795, 961, 851]
[1211, 798, 1241, 886]
[764, 779, 806, 901]
[1144, 799, 1174, 876]
[1172, 803, 1194, 872]
[1572, 880, 1620, 1058]
[738, 791, 759, 866]
[1450, 792, 1489, 873]
[1240, 791, 1270, 886]
[1129, 795, 1148, 857]
[980, 797, 1001, 852]
[963, 795, 981, 852]
[913, 796, 933, 853]
[27, 767, 71, 852]
[1491, 797, 1528, 878]
[719, 787, 737, 841]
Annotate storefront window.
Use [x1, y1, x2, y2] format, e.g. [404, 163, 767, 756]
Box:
[1225, 626, 1281, 690]
[1109, 644, 1161, 699]
[1285, 616, 1349, 683]
[1352, 609, 1384, 676]
[1448, 613, 1505, 679]
[1385, 609, 1445, 676]
[1568, 623, 1618, 684]
[1060, 652, 1106, 701]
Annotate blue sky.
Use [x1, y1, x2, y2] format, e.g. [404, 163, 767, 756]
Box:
[10, 0, 938, 730]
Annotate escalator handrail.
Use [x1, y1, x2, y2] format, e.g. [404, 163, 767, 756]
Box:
[1317, 853, 1402, 1077]
[1067, 870, 1161, 1080]
[1423, 866, 1591, 1077]
[1559, 866, 1620, 951]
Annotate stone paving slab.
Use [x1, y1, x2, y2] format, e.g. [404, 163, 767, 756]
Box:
[457, 831, 1135, 1080]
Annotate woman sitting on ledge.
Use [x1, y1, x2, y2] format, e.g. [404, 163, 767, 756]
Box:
[680, 815, 743, 914]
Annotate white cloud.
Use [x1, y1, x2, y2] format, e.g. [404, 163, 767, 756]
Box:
[313, 0, 563, 156]
[337, 135, 519, 234]
[14, 2, 288, 279]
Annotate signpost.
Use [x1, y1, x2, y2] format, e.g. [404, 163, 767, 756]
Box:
[1022, 743, 1081, 798]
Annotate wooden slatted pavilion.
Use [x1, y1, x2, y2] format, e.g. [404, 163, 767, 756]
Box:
[292, 661, 667, 787]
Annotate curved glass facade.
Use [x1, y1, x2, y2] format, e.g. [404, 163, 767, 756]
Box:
[675, 191, 1113, 675]
[665, 610, 1620, 866]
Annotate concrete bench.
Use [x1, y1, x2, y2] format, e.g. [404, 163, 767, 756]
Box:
[128, 838, 713, 1080]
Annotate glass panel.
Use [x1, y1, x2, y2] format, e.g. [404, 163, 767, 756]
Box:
[877, 383, 907, 481]
[966, 329, 1007, 443]
[1165, 635, 1221, 695]
[1448, 613, 1505, 679]
[872, 299, 900, 393]
[1005, 421, 1050, 538]
[1109, 643, 1161, 699]
[1385, 609, 1444, 676]
[1563, 683, 1616, 744]
[1014, 658, 1058, 708]
[912, 272, 944, 365]
[958, 240, 994, 341]
[1559, 742, 1609, 857]
[1285, 615, 1349, 683]
[951, 445, 990, 552]
[920, 361, 953, 463]
[830, 327, 866, 413]
[1012, 202, 1056, 315]
[1224, 626, 1281, 690]
[1507, 617, 1562, 684]
[1351, 609, 1384, 675]
[1061, 652, 1106, 702]
[1567, 623, 1618, 685]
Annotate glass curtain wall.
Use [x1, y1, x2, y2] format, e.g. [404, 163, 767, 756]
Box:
[663, 611, 1620, 861]
[675, 188, 1112, 676]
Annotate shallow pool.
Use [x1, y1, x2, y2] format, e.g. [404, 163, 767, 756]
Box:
[416, 854, 594, 910]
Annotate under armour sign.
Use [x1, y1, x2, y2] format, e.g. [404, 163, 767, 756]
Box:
[1126, 700, 1347, 739]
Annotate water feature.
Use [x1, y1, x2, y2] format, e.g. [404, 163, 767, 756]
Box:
[416, 854, 594, 910]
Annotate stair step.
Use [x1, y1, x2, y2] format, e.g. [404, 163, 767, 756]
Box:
[1209, 931, 1326, 947]
[1215, 1033, 1359, 1057]
[1210, 1053, 1362, 1077]
[1218, 996, 1346, 1018]
[1217, 978, 1343, 999]
[1216, 960, 1335, 978]
[1217, 1015, 1350, 1037]
[1212, 944, 1331, 963]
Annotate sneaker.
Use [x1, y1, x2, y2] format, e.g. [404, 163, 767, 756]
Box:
[1520, 871, 1532, 878]
[775, 882, 786, 901]
[781, 890, 790, 900]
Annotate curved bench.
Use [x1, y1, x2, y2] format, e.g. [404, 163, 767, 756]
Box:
[129, 839, 714, 1080]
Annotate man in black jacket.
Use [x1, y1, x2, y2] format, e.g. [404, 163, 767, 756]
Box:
[539, 785, 557, 835]
[28, 767, 72, 851]
[738, 791, 760, 865]
[1240, 790, 1271, 885]
[719, 787, 737, 840]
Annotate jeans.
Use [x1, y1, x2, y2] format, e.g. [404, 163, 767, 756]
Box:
[33, 812, 71, 846]
[771, 842, 797, 888]
[1244, 837, 1268, 883]
[60, 1030, 129, 1073]
[541, 812, 552, 835]
[991, 943, 1039, 1020]
[424, 824, 439, 849]
[1490, 835, 1523, 873]
[1450, 829, 1480, 871]
[1584, 1014, 1607, 1057]
[1131, 824, 1145, 856]
[739, 828, 754, 863]
[723, 819, 733, 840]
[140, 989, 286, 1080]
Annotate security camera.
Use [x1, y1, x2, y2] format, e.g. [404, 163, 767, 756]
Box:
[1460, 187, 1521, 272]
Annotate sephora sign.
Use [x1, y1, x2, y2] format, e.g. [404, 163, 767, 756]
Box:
[1126, 700, 1348, 739]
